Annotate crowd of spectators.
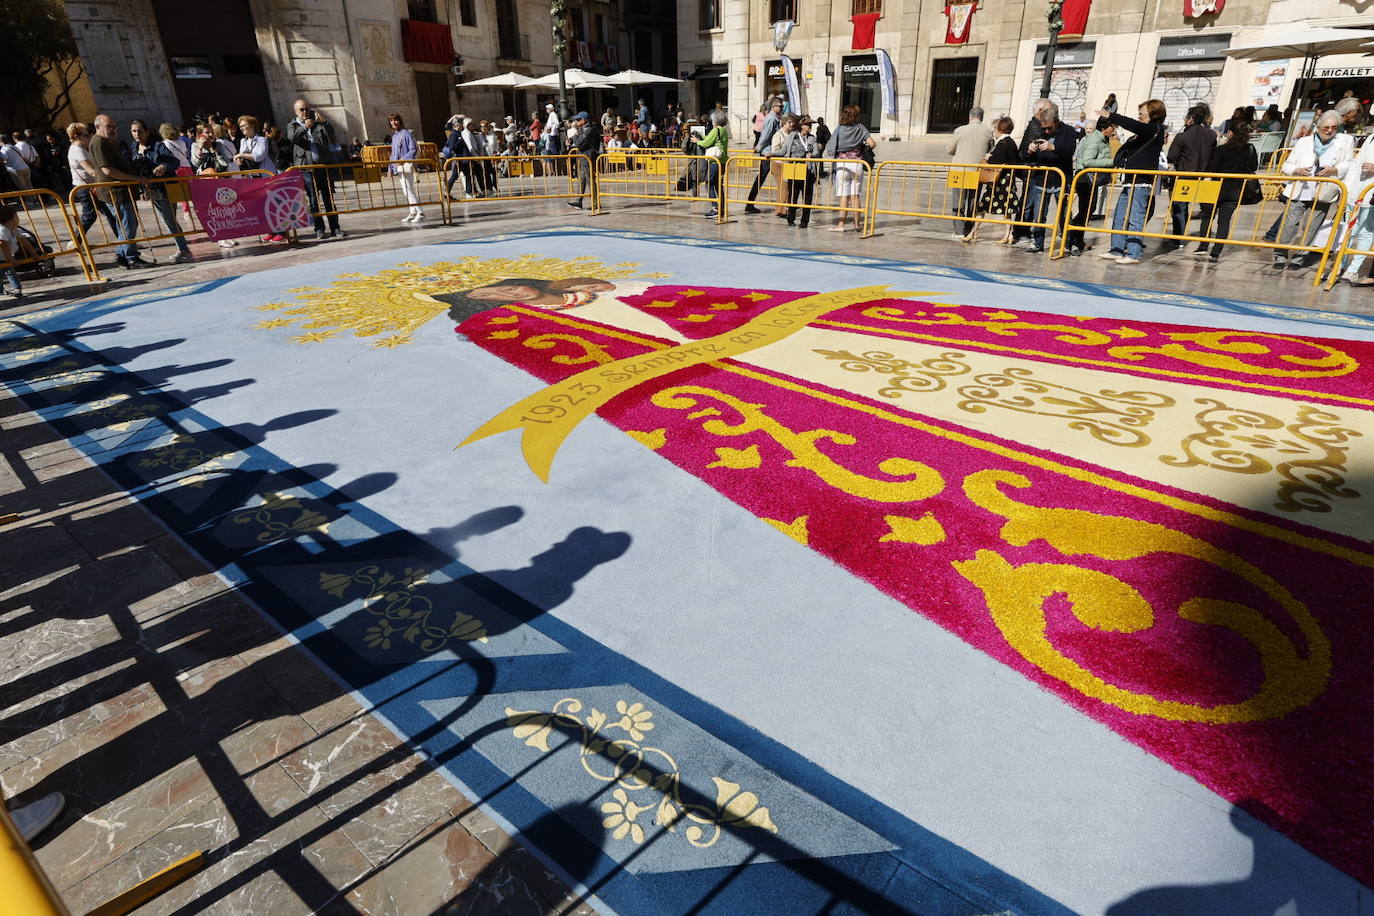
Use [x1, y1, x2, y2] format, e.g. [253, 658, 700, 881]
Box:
[930, 93, 1374, 284]
[7, 89, 1374, 299]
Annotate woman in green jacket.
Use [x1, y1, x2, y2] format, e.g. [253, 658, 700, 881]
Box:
[699, 110, 730, 218]
[1065, 117, 1117, 255]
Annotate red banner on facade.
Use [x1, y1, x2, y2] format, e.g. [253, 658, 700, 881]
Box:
[400, 19, 454, 65]
[1184, 0, 1225, 16]
[944, 3, 975, 44]
[190, 172, 312, 241]
[851, 13, 880, 50]
[1060, 0, 1092, 40]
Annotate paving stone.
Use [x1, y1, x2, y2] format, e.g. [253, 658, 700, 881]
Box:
[277, 713, 466, 866]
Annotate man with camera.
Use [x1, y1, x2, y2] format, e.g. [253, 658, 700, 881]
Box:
[287, 99, 345, 240]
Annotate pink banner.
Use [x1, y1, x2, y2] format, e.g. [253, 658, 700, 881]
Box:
[190, 171, 312, 241]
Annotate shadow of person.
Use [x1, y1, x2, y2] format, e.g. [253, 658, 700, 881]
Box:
[455, 526, 633, 631]
[1105, 801, 1311, 916]
[420, 505, 525, 553]
[431, 804, 604, 916]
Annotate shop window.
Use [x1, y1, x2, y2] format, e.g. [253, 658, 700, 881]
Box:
[852, 0, 882, 14]
[661, 32, 677, 74]
[1150, 71, 1222, 134]
[634, 29, 653, 69]
[770, 0, 797, 24]
[699, 0, 721, 30]
[406, 0, 436, 23]
[496, 0, 523, 60]
[458, 0, 476, 27]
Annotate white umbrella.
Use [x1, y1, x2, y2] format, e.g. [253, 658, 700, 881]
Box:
[1221, 28, 1374, 62]
[456, 71, 533, 88]
[523, 69, 612, 88]
[601, 69, 683, 86]
[1223, 28, 1374, 142]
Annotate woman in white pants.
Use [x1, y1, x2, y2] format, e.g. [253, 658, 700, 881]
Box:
[389, 114, 423, 222]
[1338, 136, 1374, 285]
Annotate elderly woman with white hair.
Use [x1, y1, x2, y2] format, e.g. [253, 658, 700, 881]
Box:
[1273, 110, 1353, 271]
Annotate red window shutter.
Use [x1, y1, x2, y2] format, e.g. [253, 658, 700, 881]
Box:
[401, 19, 455, 65]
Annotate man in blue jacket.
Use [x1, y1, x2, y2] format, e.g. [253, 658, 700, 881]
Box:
[744, 98, 784, 213]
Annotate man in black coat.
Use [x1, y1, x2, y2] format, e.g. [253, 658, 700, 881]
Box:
[1017, 101, 1078, 252]
[567, 112, 602, 210]
[1165, 104, 1216, 247]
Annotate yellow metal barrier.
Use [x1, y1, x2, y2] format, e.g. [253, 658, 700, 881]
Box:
[0, 188, 97, 283]
[723, 154, 869, 231]
[592, 150, 720, 216]
[0, 801, 67, 915]
[1057, 167, 1347, 284]
[440, 153, 594, 221]
[287, 158, 443, 224]
[1324, 178, 1374, 289]
[72, 169, 275, 280]
[866, 160, 1069, 254]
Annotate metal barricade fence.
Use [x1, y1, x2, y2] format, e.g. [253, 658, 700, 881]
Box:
[439, 153, 593, 220]
[866, 161, 1068, 253]
[287, 158, 443, 225]
[1324, 179, 1374, 289]
[0, 188, 96, 283]
[723, 154, 869, 230]
[592, 150, 720, 216]
[72, 169, 276, 280]
[1056, 167, 1347, 283]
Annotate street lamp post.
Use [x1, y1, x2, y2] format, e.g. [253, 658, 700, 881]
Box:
[1038, 0, 1065, 102]
[550, 0, 570, 121]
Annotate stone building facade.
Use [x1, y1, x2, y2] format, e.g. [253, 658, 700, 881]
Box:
[677, 0, 1374, 139]
[63, 0, 670, 144]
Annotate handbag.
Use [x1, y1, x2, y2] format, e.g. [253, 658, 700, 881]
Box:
[1240, 179, 1263, 206]
[978, 166, 998, 184]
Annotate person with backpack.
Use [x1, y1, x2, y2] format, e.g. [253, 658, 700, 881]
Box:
[822, 104, 876, 232]
[1191, 120, 1258, 262]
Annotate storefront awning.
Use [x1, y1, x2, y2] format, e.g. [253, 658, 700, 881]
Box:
[687, 64, 728, 80]
[1308, 53, 1374, 79]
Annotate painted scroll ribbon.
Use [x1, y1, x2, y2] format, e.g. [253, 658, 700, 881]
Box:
[460, 286, 928, 480]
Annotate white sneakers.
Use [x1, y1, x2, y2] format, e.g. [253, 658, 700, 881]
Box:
[1096, 250, 1139, 264]
[402, 209, 424, 223]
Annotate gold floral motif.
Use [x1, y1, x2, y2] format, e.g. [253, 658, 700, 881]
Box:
[504, 697, 779, 848]
[136, 434, 232, 488]
[879, 513, 946, 545]
[522, 333, 614, 365]
[763, 515, 809, 544]
[0, 336, 51, 355]
[1162, 399, 1362, 513]
[251, 255, 667, 345]
[953, 469, 1331, 723]
[1106, 331, 1358, 379]
[955, 367, 1175, 448]
[859, 306, 1118, 346]
[650, 386, 945, 503]
[95, 401, 168, 432]
[231, 492, 331, 542]
[319, 564, 488, 652]
[856, 308, 1361, 379]
[10, 343, 61, 362]
[813, 349, 972, 397]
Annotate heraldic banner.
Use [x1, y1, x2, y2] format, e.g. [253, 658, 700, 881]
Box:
[189, 171, 313, 241]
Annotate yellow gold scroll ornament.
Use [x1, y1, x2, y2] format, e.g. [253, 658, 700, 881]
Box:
[460, 286, 927, 481]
